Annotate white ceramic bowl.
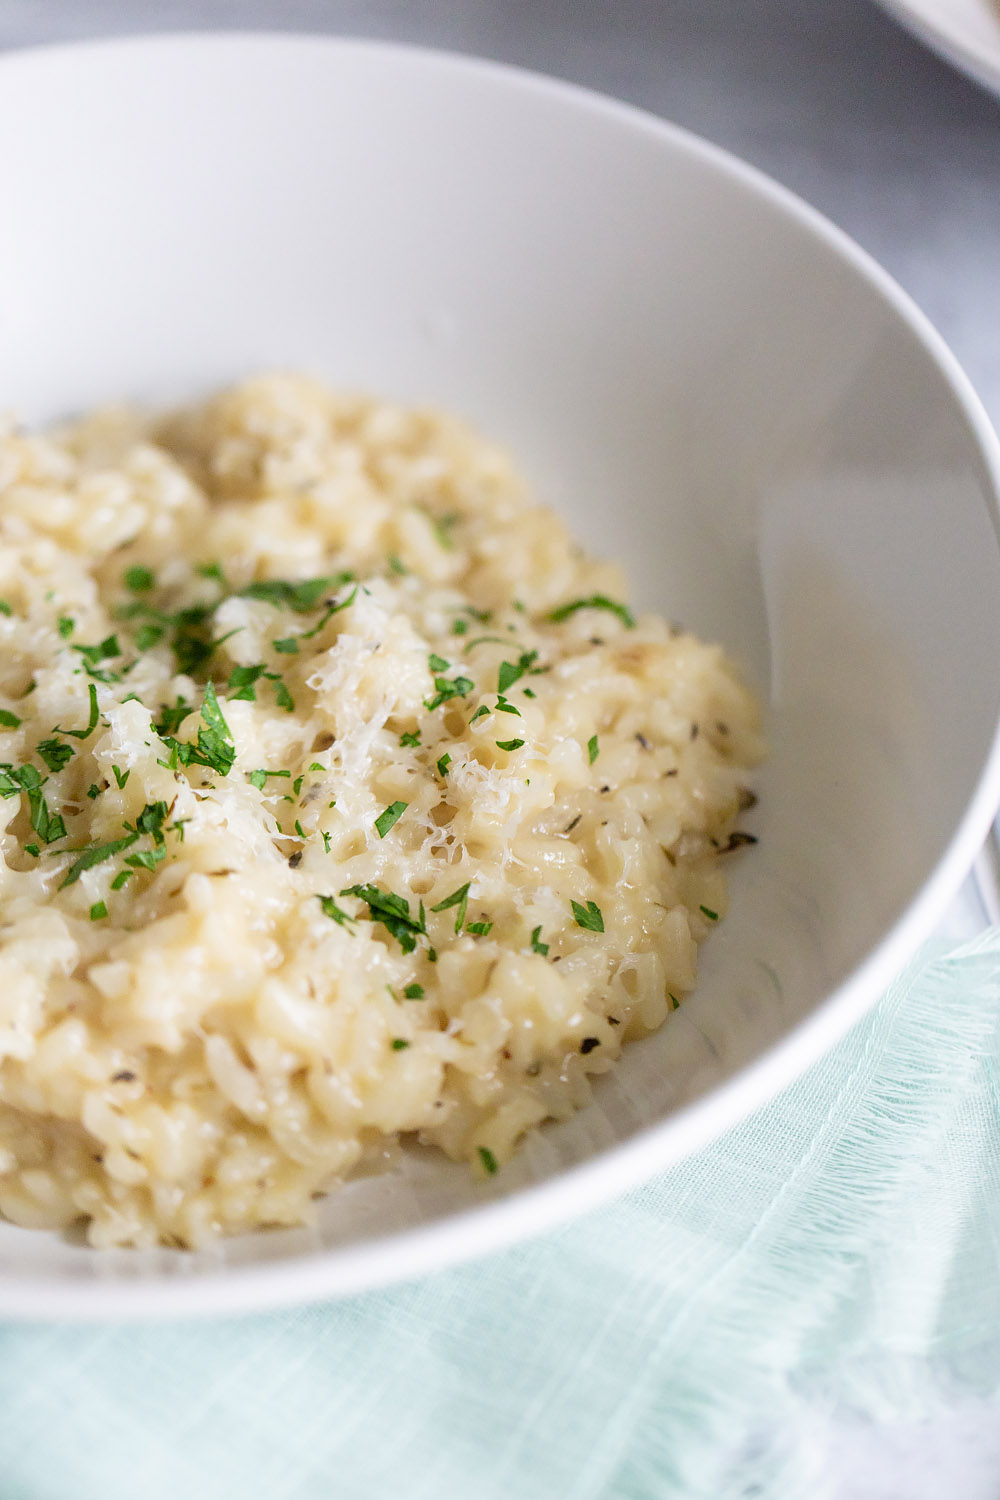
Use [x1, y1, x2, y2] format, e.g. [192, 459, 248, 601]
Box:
[1, 33, 999, 1319]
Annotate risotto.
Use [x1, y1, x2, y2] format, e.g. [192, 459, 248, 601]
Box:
[0, 375, 764, 1248]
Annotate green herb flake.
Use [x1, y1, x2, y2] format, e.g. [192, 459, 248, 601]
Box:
[197, 682, 236, 774]
[466, 920, 493, 937]
[0, 601, 11, 617]
[494, 696, 521, 717]
[24, 843, 40, 858]
[426, 510, 459, 550]
[339, 883, 426, 954]
[436, 753, 451, 777]
[57, 616, 75, 639]
[424, 675, 474, 712]
[124, 847, 166, 873]
[112, 764, 130, 790]
[403, 983, 425, 1000]
[60, 833, 140, 888]
[469, 705, 490, 724]
[111, 870, 132, 891]
[273, 637, 299, 655]
[452, 618, 468, 636]
[478, 1146, 499, 1176]
[588, 735, 599, 765]
[431, 881, 470, 935]
[428, 654, 451, 674]
[89, 901, 108, 921]
[530, 926, 549, 956]
[391, 1038, 411, 1050]
[497, 651, 538, 694]
[195, 561, 226, 584]
[322, 831, 332, 854]
[239, 573, 353, 613]
[571, 899, 605, 933]
[548, 595, 636, 629]
[292, 775, 304, 797]
[227, 663, 266, 702]
[523, 687, 536, 699]
[375, 800, 408, 839]
[292, 819, 305, 839]
[316, 894, 356, 928]
[55, 683, 100, 741]
[495, 738, 524, 753]
[388, 554, 408, 576]
[699, 905, 719, 922]
[125, 566, 155, 593]
[272, 678, 295, 713]
[86, 783, 102, 800]
[37, 739, 73, 773]
[154, 696, 194, 737]
[400, 731, 421, 748]
[0, 709, 22, 729]
[135, 623, 164, 652]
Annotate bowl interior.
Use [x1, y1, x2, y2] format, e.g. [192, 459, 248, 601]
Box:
[0, 34, 999, 1312]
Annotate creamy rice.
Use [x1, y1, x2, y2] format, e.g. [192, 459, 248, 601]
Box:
[0, 375, 764, 1248]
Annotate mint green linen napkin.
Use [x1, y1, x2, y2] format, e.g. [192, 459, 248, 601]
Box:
[0, 929, 998, 1500]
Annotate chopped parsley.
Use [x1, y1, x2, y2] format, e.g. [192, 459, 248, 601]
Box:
[436, 753, 451, 777]
[154, 696, 194, 737]
[110, 870, 132, 891]
[57, 616, 75, 639]
[403, 983, 425, 1000]
[466, 920, 493, 937]
[451, 618, 468, 635]
[431, 881, 470, 934]
[54, 683, 100, 741]
[391, 1038, 411, 1050]
[273, 637, 299, 654]
[496, 738, 523, 753]
[469, 705, 490, 724]
[497, 651, 538, 694]
[424, 674, 474, 712]
[588, 735, 599, 765]
[195, 561, 226, 584]
[340, 883, 426, 954]
[134, 623, 164, 652]
[571, 899, 605, 933]
[124, 566, 155, 593]
[400, 730, 421, 748]
[37, 739, 73, 773]
[0, 601, 11, 616]
[60, 833, 139, 888]
[530, 926, 549, 956]
[375, 800, 408, 838]
[89, 901, 108, 921]
[112, 765, 130, 789]
[13, 767, 66, 846]
[0, 709, 22, 729]
[316, 894, 356, 928]
[426, 509, 459, 550]
[239, 573, 353, 613]
[272, 678, 295, 712]
[428, 654, 450, 673]
[548, 595, 636, 629]
[158, 682, 235, 776]
[478, 1146, 499, 1175]
[494, 696, 520, 717]
[86, 784, 101, 800]
[388, 554, 407, 576]
[227, 664, 267, 701]
[699, 905, 719, 922]
[293, 819, 306, 839]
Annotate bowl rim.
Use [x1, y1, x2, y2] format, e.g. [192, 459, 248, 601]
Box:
[2, 28, 1000, 1320]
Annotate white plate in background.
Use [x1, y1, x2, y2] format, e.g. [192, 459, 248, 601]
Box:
[877, 0, 1000, 96]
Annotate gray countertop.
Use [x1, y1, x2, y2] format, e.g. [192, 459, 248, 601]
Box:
[1, 1, 998, 1494]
